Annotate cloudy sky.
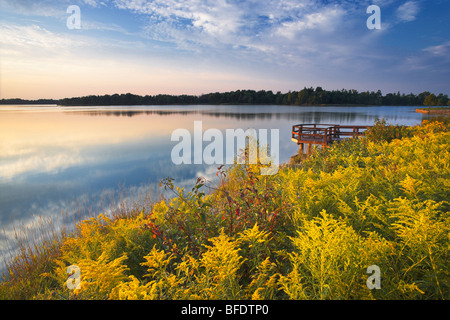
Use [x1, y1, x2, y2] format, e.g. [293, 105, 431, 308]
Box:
[0, 0, 449, 99]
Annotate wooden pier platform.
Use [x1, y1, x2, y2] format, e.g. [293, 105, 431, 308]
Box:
[292, 124, 371, 153]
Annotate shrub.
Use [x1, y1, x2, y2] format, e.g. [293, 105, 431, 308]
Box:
[365, 118, 413, 143]
[279, 211, 391, 300]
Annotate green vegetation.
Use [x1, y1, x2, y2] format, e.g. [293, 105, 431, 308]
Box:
[3, 88, 448, 107]
[56, 88, 449, 107]
[423, 94, 450, 107]
[0, 98, 58, 105]
[1, 117, 449, 300]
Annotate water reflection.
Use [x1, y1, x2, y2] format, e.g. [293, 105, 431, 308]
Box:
[0, 105, 427, 272]
[64, 105, 423, 125]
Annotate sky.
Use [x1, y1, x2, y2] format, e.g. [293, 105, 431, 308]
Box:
[0, 0, 449, 100]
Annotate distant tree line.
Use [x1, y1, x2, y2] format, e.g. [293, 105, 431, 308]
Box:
[3, 88, 449, 107]
[0, 98, 59, 105]
[58, 88, 450, 107]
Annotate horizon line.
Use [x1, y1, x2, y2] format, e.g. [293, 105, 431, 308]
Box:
[1, 87, 449, 102]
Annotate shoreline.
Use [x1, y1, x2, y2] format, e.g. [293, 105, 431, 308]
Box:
[0, 103, 435, 108]
[416, 108, 450, 115]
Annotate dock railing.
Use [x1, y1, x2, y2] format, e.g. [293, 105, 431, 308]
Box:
[292, 124, 371, 149]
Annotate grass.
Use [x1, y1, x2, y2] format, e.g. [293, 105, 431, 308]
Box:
[0, 116, 449, 300]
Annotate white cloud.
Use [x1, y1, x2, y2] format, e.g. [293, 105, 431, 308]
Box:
[0, 0, 64, 16]
[115, 0, 246, 41]
[0, 0, 107, 16]
[396, 1, 420, 22]
[423, 41, 450, 58]
[396, 41, 450, 78]
[81, 20, 129, 33]
[0, 22, 149, 65]
[113, 0, 349, 56]
[0, 0, 367, 68]
[0, 24, 74, 50]
[275, 7, 345, 39]
[83, 0, 108, 7]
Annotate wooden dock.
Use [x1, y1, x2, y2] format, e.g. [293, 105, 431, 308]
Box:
[292, 124, 371, 153]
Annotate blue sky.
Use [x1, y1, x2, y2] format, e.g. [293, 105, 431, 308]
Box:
[0, 0, 449, 99]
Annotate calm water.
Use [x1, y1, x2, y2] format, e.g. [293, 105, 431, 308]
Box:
[0, 104, 428, 270]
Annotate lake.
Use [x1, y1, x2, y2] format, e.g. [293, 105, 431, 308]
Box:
[0, 104, 428, 270]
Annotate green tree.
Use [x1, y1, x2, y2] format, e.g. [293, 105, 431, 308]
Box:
[297, 89, 309, 105]
[437, 93, 449, 106]
[424, 94, 438, 106]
